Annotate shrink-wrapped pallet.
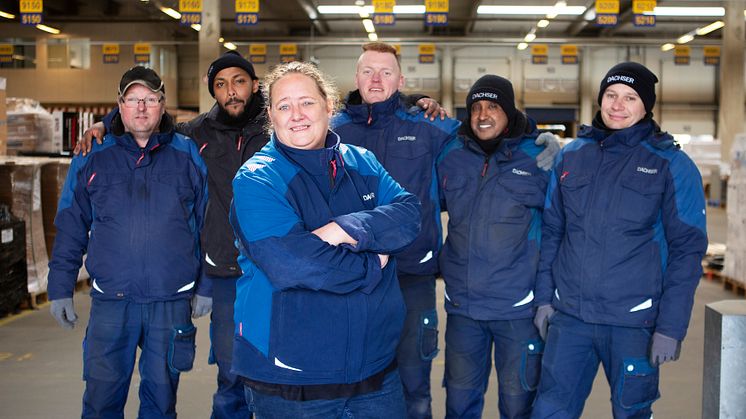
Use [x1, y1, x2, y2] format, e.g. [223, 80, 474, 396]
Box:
[0, 158, 49, 294]
[724, 134, 746, 286]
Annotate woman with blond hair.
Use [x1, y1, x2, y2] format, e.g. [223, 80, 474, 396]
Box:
[229, 61, 422, 418]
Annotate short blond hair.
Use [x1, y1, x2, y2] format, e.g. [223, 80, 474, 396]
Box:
[262, 61, 339, 134]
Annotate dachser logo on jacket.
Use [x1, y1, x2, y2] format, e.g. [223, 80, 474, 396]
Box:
[397, 135, 416, 142]
[637, 166, 658, 174]
[512, 168, 531, 176]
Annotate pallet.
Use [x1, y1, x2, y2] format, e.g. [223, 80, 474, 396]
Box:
[722, 276, 746, 297]
[20, 278, 90, 310]
[702, 268, 746, 298]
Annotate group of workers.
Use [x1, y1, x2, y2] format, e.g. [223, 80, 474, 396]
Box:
[45, 41, 707, 419]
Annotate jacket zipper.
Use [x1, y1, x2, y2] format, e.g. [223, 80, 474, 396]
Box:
[367, 105, 373, 125]
[236, 134, 243, 151]
[329, 158, 337, 188]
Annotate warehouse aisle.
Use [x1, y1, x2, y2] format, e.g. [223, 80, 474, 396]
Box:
[0, 208, 737, 418]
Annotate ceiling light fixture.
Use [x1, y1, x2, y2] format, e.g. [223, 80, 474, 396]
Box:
[318, 5, 425, 15]
[546, 1, 566, 19]
[477, 5, 585, 16]
[368, 33, 378, 41]
[524, 32, 537, 42]
[584, 9, 596, 21]
[159, 7, 181, 20]
[517, 42, 528, 50]
[218, 37, 224, 43]
[36, 24, 61, 34]
[223, 42, 237, 50]
[362, 18, 375, 33]
[0, 10, 15, 19]
[677, 32, 695, 44]
[661, 43, 675, 51]
[696, 21, 724, 36]
[537, 19, 550, 28]
[191, 24, 201, 31]
[644, 7, 724, 17]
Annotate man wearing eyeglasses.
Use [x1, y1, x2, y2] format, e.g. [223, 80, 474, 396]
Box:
[47, 66, 209, 418]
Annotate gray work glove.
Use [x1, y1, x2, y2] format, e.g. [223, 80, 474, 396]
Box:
[535, 132, 561, 171]
[533, 304, 556, 341]
[648, 332, 681, 367]
[191, 294, 213, 318]
[50, 298, 78, 330]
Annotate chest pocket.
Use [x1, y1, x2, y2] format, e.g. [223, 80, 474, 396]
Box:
[386, 137, 432, 194]
[442, 175, 470, 228]
[559, 174, 592, 219]
[497, 175, 547, 210]
[199, 141, 228, 160]
[617, 174, 665, 227]
[87, 173, 129, 220]
[151, 172, 196, 219]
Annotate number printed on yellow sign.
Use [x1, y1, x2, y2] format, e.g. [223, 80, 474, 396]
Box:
[595, 0, 619, 14]
[632, 0, 656, 14]
[425, 0, 448, 13]
[179, 0, 201, 13]
[20, 0, 43, 13]
[236, 0, 258, 13]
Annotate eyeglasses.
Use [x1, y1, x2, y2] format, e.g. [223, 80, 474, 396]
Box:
[120, 96, 163, 108]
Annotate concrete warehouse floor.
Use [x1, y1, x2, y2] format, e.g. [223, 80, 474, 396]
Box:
[0, 207, 737, 418]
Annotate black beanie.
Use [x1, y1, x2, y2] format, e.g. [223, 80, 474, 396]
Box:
[207, 51, 258, 97]
[598, 62, 658, 113]
[466, 75, 516, 119]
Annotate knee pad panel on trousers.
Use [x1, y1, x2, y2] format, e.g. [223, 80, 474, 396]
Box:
[168, 324, 197, 373]
[616, 357, 660, 410]
[419, 309, 439, 361]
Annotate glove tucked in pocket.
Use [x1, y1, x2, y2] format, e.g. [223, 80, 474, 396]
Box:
[168, 324, 197, 374]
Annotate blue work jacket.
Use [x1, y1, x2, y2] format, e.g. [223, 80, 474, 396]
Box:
[230, 131, 421, 385]
[48, 112, 208, 302]
[438, 117, 549, 320]
[333, 91, 460, 279]
[535, 119, 707, 340]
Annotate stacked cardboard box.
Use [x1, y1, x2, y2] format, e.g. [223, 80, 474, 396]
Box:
[724, 134, 746, 287]
[40, 159, 70, 258]
[6, 98, 54, 155]
[0, 157, 49, 295]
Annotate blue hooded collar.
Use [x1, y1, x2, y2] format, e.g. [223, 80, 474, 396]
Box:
[578, 118, 676, 151]
[342, 90, 404, 125]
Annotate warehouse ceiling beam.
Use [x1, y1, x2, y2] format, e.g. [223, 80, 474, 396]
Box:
[295, 0, 329, 36]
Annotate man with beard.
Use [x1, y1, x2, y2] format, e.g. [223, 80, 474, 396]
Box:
[332, 42, 559, 419]
[81, 52, 268, 418]
[79, 51, 445, 418]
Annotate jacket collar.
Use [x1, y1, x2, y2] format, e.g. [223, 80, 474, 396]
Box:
[272, 130, 342, 175]
[578, 117, 675, 150]
[343, 90, 403, 125]
[105, 108, 176, 153]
